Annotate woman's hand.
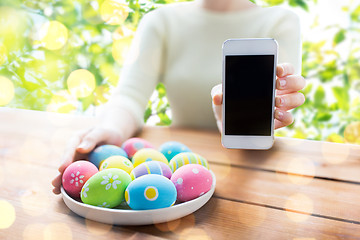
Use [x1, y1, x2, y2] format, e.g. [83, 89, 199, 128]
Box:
[211, 63, 306, 132]
[51, 127, 124, 194]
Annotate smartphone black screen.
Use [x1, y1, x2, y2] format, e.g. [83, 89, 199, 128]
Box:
[224, 55, 275, 136]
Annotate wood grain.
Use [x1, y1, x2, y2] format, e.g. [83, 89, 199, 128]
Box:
[1, 158, 360, 240]
[1, 108, 360, 239]
[140, 126, 360, 183]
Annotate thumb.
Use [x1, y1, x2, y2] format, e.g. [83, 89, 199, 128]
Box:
[211, 84, 223, 133]
[76, 128, 107, 153]
[211, 84, 222, 104]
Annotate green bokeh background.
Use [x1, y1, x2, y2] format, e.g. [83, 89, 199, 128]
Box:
[0, 0, 359, 143]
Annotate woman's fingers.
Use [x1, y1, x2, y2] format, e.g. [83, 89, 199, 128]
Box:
[213, 94, 222, 105]
[276, 63, 295, 78]
[76, 128, 105, 153]
[53, 127, 124, 194]
[211, 84, 223, 133]
[58, 129, 89, 173]
[275, 92, 305, 111]
[52, 174, 62, 194]
[276, 75, 305, 93]
[274, 109, 293, 129]
[211, 84, 222, 105]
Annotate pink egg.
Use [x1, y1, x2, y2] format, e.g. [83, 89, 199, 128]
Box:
[171, 164, 213, 202]
[121, 138, 154, 159]
[62, 160, 98, 199]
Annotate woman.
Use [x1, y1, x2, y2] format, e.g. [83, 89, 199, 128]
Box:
[52, 0, 305, 194]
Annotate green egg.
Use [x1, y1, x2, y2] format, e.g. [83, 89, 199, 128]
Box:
[80, 168, 132, 208]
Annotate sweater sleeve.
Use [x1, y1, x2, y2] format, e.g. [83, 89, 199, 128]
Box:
[265, 8, 302, 75]
[104, 10, 166, 128]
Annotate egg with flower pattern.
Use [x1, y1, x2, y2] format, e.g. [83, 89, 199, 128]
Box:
[169, 152, 209, 172]
[125, 174, 177, 210]
[80, 168, 132, 208]
[62, 160, 98, 199]
[171, 164, 212, 202]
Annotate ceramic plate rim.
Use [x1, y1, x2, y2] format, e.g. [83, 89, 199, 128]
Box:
[61, 171, 216, 224]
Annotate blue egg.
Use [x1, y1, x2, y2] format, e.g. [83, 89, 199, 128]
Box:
[159, 141, 191, 161]
[89, 145, 128, 168]
[125, 174, 177, 210]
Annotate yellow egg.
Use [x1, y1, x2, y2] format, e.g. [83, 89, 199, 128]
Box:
[132, 148, 168, 168]
[99, 156, 134, 174]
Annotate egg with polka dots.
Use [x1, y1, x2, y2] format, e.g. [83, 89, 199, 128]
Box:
[159, 141, 191, 161]
[122, 137, 154, 159]
[171, 164, 213, 202]
[62, 160, 98, 199]
[125, 174, 177, 210]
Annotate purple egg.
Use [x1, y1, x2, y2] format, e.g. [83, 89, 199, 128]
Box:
[130, 161, 172, 180]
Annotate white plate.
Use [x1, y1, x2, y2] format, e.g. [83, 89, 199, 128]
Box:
[61, 172, 216, 225]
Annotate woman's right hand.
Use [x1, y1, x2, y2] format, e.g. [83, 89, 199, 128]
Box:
[51, 127, 124, 194]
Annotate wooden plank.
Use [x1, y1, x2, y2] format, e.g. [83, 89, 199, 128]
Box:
[1, 159, 360, 239]
[210, 163, 360, 223]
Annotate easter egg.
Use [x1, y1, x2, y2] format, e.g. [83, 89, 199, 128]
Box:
[89, 144, 128, 168]
[159, 141, 191, 161]
[80, 168, 131, 208]
[62, 160, 98, 199]
[132, 148, 168, 168]
[99, 156, 134, 174]
[121, 137, 154, 159]
[169, 152, 209, 172]
[171, 164, 212, 202]
[125, 174, 177, 210]
[130, 161, 172, 180]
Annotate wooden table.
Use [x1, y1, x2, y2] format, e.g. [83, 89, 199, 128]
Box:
[1, 108, 360, 239]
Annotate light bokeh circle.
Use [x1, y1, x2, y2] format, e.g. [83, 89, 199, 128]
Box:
[344, 122, 360, 144]
[284, 193, 313, 223]
[23, 223, 45, 240]
[100, 0, 129, 25]
[43, 222, 72, 240]
[67, 69, 96, 99]
[39, 21, 68, 50]
[0, 200, 16, 229]
[0, 43, 7, 65]
[0, 76, 14, 106]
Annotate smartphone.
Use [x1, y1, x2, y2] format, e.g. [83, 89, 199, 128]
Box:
[222, 38, 278, 149]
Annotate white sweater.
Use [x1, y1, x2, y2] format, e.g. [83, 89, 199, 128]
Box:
[106, 2, 301, 130]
